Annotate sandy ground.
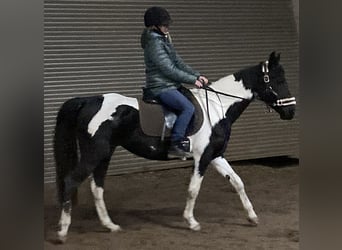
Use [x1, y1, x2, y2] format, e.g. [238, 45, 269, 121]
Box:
[44, 157, 299, 250]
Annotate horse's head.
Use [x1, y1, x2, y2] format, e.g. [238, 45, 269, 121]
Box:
[253, 51, 296, 120]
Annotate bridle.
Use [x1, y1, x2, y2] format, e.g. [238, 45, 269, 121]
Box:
[261, 60, 296, 107]
[201, 60, 296, 125]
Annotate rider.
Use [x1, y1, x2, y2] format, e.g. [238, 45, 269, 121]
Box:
[141, 6, 208, 157]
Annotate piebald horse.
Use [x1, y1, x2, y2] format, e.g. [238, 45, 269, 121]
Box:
[54, 52, 296, 242]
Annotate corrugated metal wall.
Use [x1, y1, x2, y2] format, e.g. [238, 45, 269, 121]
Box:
[44, 0, 299, 183]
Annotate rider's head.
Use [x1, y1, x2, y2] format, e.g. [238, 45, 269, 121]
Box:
[144, 7, 172, 29]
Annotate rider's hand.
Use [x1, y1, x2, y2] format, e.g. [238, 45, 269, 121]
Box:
[194, 75, 209, 88]
[198, 75, 209, 85]
[195, 80, 203, 88]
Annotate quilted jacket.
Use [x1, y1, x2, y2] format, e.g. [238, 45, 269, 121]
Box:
[140, 28, 200, 98]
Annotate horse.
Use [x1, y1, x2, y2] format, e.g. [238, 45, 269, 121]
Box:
[53, 52, 296, 242]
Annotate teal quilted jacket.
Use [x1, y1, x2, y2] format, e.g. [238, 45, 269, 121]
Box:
[140, 28, 200, 98]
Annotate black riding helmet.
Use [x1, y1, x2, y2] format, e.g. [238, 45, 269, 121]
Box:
[144, 6, 172, 27]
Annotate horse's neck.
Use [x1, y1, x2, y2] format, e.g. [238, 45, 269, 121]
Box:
[211, 74, 253, 101]
[191, 74, 253, 127]
[207, 74, 253, 123]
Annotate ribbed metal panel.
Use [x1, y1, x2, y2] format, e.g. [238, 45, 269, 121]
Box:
[44, 0, 299, 183]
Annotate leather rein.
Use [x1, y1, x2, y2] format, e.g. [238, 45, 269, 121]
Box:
[201, 84, 249, 128]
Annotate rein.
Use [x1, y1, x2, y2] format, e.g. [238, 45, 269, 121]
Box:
[202, 84, 249, 101]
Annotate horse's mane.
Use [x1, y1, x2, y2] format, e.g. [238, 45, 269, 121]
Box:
[233, 64, 261, 90]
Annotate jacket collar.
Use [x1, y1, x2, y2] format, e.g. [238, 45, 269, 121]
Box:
[150, 29, 168, 39]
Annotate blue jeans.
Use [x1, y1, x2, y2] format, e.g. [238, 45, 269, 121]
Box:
[158, 89, 195, 142]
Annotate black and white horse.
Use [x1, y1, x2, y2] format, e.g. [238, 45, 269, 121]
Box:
[54, 52, 296, 242]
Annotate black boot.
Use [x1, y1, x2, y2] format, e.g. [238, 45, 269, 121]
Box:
[168, 139, 192, 158]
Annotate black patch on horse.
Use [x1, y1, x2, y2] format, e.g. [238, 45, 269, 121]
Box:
[198, 99, 251, 176]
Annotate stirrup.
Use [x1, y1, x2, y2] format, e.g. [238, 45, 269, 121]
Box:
[168, 147, 192, 160]
[168, 139, 192, 159]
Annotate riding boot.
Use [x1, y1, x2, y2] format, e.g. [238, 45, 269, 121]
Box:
[168, 138, 192, 158]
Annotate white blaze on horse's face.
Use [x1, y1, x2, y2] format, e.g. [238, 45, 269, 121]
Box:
[88, 93, 138, 137]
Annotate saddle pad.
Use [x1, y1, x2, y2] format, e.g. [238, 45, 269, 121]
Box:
[138, 86, 203, 138]
[138, 98, 172, 137]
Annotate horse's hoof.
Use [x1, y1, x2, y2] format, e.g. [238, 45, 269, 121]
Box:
[108, 224, 122, 232]
[56, 232, 67, 244]
[190, 223, 201, 231]
[247, 216, 259, 226]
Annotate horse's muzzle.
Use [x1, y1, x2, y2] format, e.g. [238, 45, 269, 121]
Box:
[279, 105, 296, 120]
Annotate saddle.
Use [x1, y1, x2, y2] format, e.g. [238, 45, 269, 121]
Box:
[138, 86, 203, 140]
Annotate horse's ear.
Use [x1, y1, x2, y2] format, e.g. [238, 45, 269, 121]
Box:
[269, 51, 280, 67]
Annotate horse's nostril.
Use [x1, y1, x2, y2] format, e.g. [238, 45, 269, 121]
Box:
[282, 108, 295, 120]
[289, 108, 295, 118]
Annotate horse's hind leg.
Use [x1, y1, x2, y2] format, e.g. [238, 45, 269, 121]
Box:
[211, 157, 258, 225]
[90, 155, 121, 232]
[57, 158, 97, 242]
[57, 138, 111, 241]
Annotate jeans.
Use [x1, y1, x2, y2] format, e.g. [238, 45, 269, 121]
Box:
[158, 89, 195, 142]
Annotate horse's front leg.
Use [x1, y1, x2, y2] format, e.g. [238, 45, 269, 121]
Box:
[183, 164, 203, 231]
[211, 157, 258, 225]
[57, 201, 71, 243]
[183, 141, 217, 231]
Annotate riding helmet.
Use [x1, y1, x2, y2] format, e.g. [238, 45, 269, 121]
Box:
[144, 6, 172, 27]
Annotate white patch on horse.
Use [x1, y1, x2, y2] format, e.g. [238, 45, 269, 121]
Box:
[192, 75, 253, 128]
[211, 157, 258, 224]
[57, 209, 71, 241]
[183, 170, 203, 231]
[214, 75, 253, 100]
[90, 178, 121, 231]
[189, 74, 253, 154]
[88, 93, 138, 137]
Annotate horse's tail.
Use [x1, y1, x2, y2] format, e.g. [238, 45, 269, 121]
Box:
[54, 97, 84, 205]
